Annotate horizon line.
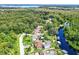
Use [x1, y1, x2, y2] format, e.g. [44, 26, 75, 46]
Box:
[0, 4, 79, 5]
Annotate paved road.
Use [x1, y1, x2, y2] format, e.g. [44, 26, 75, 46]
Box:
[19, 33, 32, 55]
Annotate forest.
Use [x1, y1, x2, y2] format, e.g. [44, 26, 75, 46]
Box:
[0, 8, 79, 55]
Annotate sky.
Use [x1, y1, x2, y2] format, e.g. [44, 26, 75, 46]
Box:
[0, 0, 79, 4]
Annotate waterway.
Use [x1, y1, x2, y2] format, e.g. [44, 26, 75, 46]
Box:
[57, 27, 77, 55]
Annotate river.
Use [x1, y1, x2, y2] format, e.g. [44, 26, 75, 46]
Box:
[57, 27, 77, 55]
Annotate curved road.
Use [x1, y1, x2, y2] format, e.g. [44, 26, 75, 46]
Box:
[19, 33, 32, 55]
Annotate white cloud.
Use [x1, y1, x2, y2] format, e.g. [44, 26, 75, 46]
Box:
[0, 0, 79, 4]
